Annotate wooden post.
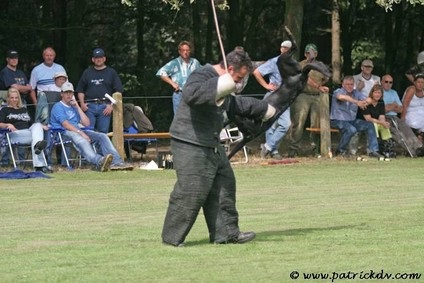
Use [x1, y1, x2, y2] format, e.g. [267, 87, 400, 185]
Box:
[111, 92, 125, 159]
[319, 92, 331, 157]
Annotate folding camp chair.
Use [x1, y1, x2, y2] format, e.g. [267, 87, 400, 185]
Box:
[220, 126, 249, 163]
[0, 129, 48, 169]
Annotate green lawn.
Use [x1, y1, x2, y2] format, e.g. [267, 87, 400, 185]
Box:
[0, 157, 423, 282]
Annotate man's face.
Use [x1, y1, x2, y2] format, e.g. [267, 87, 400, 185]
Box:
[381, 76, 393, 91]
[43, 49, 56, 66]
[178, 44, 191, 61]
[342, 79, 355, 93]
[6, 57, 18, 67]
[61, 91, 74, 104]
[229, 66, 249, 83]
[92, 56, 106, 67]
[361, 64, 373, 75]
[305, 50, 317, 61]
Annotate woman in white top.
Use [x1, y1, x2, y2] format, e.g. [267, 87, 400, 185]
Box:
[402, 73, 424, 140]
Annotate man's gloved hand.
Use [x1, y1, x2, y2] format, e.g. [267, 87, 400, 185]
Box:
[216, 73, 236, 103]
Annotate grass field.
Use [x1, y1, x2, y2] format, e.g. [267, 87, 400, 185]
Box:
[1, 157, 423, 282]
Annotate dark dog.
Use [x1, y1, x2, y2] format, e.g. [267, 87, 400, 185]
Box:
[226, 26, 332, 159]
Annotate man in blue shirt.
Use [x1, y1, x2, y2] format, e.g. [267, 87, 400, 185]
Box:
[51, 82, 132, 171]
[253, 40, 292, 159]
[330, 76, 381, 157]
[156, 41, 201, 115]
[76, 48, 123, 133]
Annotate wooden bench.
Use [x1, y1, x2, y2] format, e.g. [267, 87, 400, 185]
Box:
[306, 127, 339, 133]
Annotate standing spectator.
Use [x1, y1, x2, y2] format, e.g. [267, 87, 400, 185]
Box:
[161, 50, 275, 247]
[253, 40, 292, 160]
[0, 50, 32, 101]
[29, 47, 66, 108]
[330, 76, 382, 158]
[156, 41, 201, 115]
[50, 82, 132, 171]
[353, 59, 380, 100]
[358, 84, 394, 157]
[77, 48, 123, 133]
[0, 88, 49, 172]
[287, 43, 330, 157]
[401, 73, 424, 142]
[405, 51, 424, 84]
[382, 74, 423, 157]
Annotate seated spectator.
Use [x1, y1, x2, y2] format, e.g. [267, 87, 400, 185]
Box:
[49, 82, 133, 171]
[330, 76, 382, 158]
[401, 73, 424, 142]
[382, 74, 424, 157]
[0, 88, 50, 172]
[358, 84, 394, 157]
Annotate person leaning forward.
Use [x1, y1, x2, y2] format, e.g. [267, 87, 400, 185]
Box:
[161, 49, 277, 247]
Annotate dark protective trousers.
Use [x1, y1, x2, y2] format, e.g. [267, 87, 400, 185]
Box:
[162, 139, 239, 246]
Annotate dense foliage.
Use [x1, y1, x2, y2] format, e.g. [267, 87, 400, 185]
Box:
[0, 0, 423, 130]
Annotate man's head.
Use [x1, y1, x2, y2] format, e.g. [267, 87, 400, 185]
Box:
[178, 41, 192, 62]
[60, 82, 75, 103]
[304, 43, 317, 61]
[42, 47, 56, 67]
[54, 72, 68, 88]
[6, 50, 19, 68]
[280, 41, 292, 54]
[381, 74, 393, 91]
[360, 59, 374, 75]
[223, 49, 253, 83]
[342, 75, 355, 93]
[92, 48, 107, 68]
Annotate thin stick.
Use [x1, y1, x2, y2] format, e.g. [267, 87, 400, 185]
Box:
[211, 0, 227, 71]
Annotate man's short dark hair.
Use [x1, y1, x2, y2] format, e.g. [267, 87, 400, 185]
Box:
[222, 50, 253, 73]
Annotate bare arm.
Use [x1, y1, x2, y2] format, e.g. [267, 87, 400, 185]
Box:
[401, 86, 415, 120]
[252, 69, 277, 92]
[11, 83, 31, 94]
[160, 76, 180, 92]
[78, 92, 88, 112]
[29, 89, 37, 105]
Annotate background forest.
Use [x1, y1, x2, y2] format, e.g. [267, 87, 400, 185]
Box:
[0, 0, 423, 130]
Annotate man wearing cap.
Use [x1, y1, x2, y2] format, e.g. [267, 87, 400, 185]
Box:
[156, 41, 201, 115]
[0, 50, 32, 98]
[50, 82, 133, 171]
[29, 47, 66, 107]
[253, 40, 293, 159]
[76, 48, 123, 133]
[353, 59, 381, 100]
[287, 43, 330, 157]
[405, 51, 424, 84]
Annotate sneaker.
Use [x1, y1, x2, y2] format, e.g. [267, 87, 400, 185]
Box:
[34, 140, 47, 155]
[260, 144, 270, 159]
[98, 154, 113, 172]
[110, 163, 134, 171]
[271, 152, 283, 160]
[35, 166, 53, 173]
[368, 152, 383, 159]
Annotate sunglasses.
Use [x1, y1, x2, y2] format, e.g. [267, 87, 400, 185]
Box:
[384, 81, 393, 84]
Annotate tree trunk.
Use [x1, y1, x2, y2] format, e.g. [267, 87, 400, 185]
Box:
[331, 0, 341, 84]
[285, 0, 304, 60]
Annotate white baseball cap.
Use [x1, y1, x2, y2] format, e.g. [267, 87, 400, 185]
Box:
[61, 82, 74, 92]
[281, 40, 292, 48]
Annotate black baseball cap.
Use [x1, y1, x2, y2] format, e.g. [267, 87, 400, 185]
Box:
[7, 50, 19, 58]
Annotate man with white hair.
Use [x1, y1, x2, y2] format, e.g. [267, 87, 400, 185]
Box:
[253, 40, 292, 159]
